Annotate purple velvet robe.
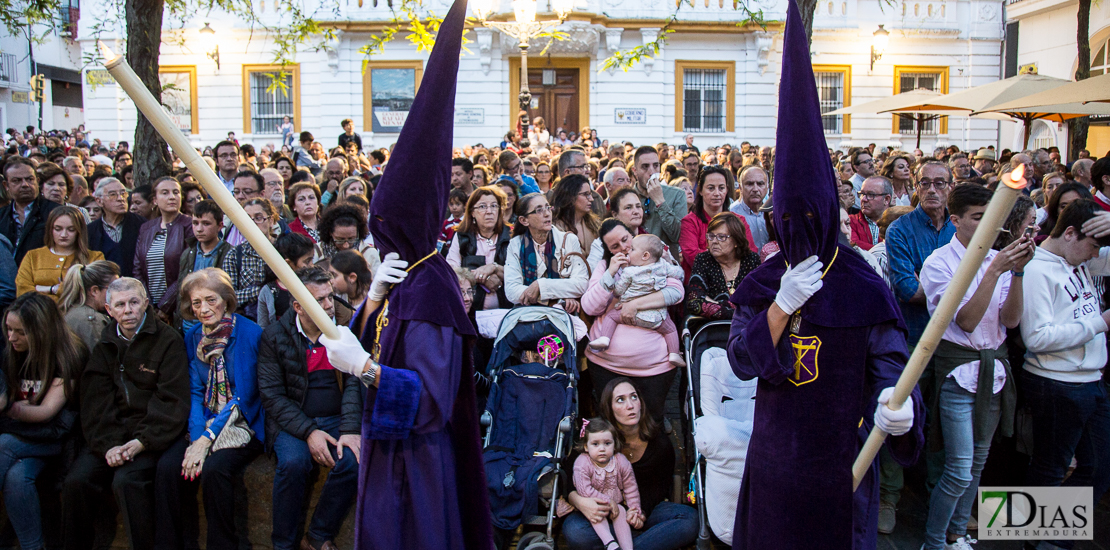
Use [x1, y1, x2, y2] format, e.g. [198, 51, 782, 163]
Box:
[727, 303, 924, 550]
[355, 315, 492, 550]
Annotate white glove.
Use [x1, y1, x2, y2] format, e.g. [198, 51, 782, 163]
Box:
[319, 325, 372, 376]
[369, 252, 409, 302]
[774, 255, 824, 315]
[874, 387, 914, 436]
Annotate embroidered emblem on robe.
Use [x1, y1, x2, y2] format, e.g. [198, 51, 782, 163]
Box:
[788, 334, 820, 386]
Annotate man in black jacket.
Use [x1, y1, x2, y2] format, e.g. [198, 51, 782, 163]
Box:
[0, 156, 61, 265]
[62, 277, 190, 550]
[257, 267, 362, 550]
[87, 177, 147, 277]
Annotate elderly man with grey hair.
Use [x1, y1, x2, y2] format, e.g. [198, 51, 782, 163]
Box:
[730, 165, 771, 249]
[88, 177, 149, 277]
[1073, 158, 1095, 189]
[62, 277, 190, 550]
[63, 155, 86, 176]
[602, 166, 632, 195]
[849, 176, 893, 251]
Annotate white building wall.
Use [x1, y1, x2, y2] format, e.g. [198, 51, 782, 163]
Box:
[75, 0, 1007, 153]
[1, 29, 84, 133]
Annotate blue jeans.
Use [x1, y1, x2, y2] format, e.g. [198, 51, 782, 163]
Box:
[271, 415, 359, 550]
[1021, 371, 1110, 550]
[923, 377, 1001, 549]
[563, 501, 698, 550]
[0, 433, 62, 550]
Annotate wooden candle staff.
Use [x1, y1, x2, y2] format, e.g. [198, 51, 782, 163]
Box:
[851, 165, 1029, 490]
[98, 41, 339, 340]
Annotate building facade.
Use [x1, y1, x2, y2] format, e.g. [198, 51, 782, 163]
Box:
[1005, 0, 1110, 157]
[0, 0, 85, 134]
[77, 0, 1007, 152]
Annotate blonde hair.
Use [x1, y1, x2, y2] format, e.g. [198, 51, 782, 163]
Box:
[59, 260, 120, 315]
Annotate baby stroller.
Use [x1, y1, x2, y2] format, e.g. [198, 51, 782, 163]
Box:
[481, 306, 579, 550]
[682, 316, 757, 549]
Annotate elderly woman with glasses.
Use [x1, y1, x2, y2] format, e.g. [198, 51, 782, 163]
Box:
[445, 186, 513, 314]
[504, 193, 589, 311]
[685, 213, 761, 321]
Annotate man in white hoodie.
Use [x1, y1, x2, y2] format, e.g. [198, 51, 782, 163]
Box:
[1020, 198, 1110, 549]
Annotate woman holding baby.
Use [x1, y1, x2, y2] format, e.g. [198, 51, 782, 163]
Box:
[582, 219, 685, 425]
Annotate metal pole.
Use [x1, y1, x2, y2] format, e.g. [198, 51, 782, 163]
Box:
[519, 40, 532, 149]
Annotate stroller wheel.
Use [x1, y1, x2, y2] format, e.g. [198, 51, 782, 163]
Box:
[515, 531, 544, 550]
[524, 541, 554, 550]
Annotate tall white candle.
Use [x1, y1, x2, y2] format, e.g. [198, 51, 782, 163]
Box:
[99, 41, 339, 339]
[851, 166, 1029, 490]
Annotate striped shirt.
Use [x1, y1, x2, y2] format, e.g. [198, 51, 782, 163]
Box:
[146, 229, 168, 305]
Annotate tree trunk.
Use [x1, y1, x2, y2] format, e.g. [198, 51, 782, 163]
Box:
[125, 0, 172, 186]
[798, 0, 817, 45]
[1068, 0, 1091, 162]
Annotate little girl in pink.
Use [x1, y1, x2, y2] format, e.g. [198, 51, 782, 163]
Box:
[573, 418, 642, 550]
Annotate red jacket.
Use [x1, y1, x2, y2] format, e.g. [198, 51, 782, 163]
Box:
[288, 218, 317, 242]
[679, 209, 755, 283]
[849, 212, 878, 250]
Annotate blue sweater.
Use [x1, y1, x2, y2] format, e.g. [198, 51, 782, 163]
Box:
[185, 314, 266, 444]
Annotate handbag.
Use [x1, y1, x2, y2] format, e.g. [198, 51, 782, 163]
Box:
[558, 231, 592, 280]
[207, 404, 254, 452]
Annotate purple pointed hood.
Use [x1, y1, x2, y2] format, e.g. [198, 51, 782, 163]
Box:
[772, 0, 841, 268]
[368, 0, 474, 336]
[732, 0, 904, 330]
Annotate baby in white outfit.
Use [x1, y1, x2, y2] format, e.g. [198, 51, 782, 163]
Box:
[589, 234, 685, 367]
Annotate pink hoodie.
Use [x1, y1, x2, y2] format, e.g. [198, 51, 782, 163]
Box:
[582, 259, 684, 377]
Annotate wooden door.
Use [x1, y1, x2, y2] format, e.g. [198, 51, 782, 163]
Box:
[527, 68, 579, 135]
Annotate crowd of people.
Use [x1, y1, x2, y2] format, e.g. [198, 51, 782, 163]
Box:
[0, 117, 1107, 550]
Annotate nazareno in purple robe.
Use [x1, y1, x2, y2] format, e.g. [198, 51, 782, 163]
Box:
[724, 2, 924, 548]
[350, 0, 493, 548]
[727, 260, 924, 550]
[355, 313, 490, 549]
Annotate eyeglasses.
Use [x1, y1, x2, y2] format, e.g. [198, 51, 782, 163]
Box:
[249, 214, 271, 224]
[706, 233, 732, 243]
[333, 238, 360, 246]
[217, 153, 238, 160]
[917, 179, 950, 190]
[860, 192, 890, 200]
[854, 159, 874, 166]
[460, 288, 475, 298]
[472, 203, 499, 212]
[527, 205, 554, 216]
[101, 190, 129, 199]
[233, 188, 260, 197]
[566, 164, 587, 172]
[577, 190, 593, 198]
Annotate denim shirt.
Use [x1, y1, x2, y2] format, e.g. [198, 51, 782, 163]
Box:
[885, 206, 956, 345]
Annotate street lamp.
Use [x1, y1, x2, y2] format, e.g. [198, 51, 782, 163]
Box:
[199, 22, 220, 70]
[472, 0, 574, 147]
[870, 24, 889, 71]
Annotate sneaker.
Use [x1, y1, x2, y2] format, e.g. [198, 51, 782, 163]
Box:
[944, 537, 975, 550]
[668, 352, 687, 367]
[878, 502, 896, 534]
[588, 336, 611, 351]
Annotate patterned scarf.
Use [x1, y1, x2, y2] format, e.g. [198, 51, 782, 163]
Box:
[519, 231, 560, 286]
[198, 316, 235, 415]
